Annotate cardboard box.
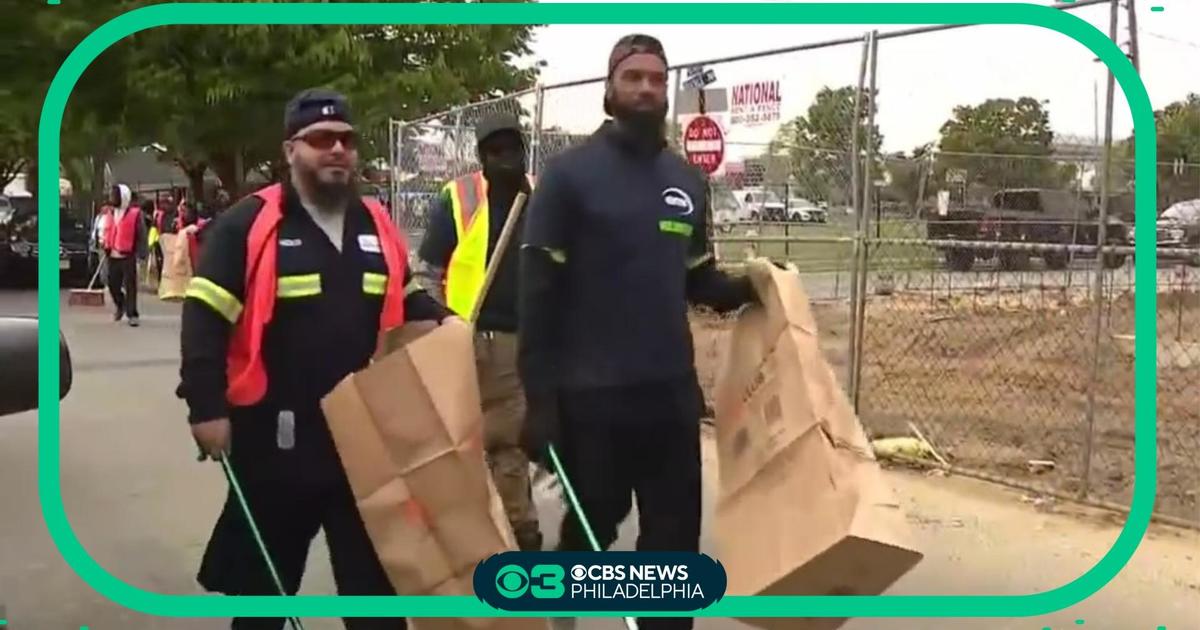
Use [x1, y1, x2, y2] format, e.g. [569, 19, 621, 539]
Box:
[322, 318, 544, 630]
[712, 264, 923, 630]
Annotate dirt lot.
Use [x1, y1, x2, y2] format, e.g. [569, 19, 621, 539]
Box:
[688, 287, 1200, 524]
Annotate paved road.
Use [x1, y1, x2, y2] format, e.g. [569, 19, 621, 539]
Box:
[1, 290, 1197, 629]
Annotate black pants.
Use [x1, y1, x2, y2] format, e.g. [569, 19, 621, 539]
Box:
[106, 255, 139, 319]
[198, 443, 405, 629]
[555, 376, 703, 630]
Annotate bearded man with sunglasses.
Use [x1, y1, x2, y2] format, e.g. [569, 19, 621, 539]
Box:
[178, 88, 452, 630]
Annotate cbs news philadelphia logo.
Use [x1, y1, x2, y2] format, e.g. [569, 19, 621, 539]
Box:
[474, 552, 727, 612]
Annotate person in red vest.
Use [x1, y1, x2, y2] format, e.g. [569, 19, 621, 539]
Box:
[178, 88, 453, 630]
[103, 183, 148, 326]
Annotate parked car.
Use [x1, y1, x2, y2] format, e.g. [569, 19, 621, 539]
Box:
[1139, 199, 1200, 267]
[733, 188, 788, 222]
[784, 197, 828, 223]
[711, 187, 751, 231]
[0, 196, 92, 286]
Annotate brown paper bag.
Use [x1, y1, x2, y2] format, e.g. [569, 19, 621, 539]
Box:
[712, 264, 922, 630]
[157, 232, 191, 302]
[322, 318, 548, 630]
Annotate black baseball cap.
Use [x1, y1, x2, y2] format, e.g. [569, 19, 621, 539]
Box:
[285, 88, 353, 138]
[475, 111, 524, 147]
[607, 33, 669, 78]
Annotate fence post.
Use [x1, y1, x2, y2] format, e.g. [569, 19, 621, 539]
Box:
[1082, 0, 1121, 499]
[850, 31, 879, 411]
[846, 32, 871, 399]
[531, 85, 546, 177]
[390, 119, 403, 228]
[670, 67, 683, 150]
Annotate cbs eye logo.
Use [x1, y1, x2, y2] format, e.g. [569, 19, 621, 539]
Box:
[495, 564, 566, 599]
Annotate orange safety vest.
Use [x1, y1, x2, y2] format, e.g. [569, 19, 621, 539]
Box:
[224, 183, 409, 407]
[105, 207, 141, 255]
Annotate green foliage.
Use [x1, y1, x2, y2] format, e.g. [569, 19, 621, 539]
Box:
[0, 0, 540, 201]
[1148, 93, 1199, 208]
[883, 143, 935, 211]
[771, 86, 883, 206]
[934, 97, 1075, 192]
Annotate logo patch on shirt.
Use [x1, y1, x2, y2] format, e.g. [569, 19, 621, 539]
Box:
[357, 234, 382, 254]
[662, 187, 695, 216]
[280, 238, 303, 247]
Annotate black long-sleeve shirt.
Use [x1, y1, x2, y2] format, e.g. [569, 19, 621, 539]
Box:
[518, 121, 756, 396]
[180, 182, 449, 425]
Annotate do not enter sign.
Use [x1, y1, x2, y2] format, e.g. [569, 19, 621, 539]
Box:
[683, 115, 725, 175]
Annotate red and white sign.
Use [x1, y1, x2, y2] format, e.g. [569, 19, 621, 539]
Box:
[684, 115, 725, 175]
[730, 80, 782, 127]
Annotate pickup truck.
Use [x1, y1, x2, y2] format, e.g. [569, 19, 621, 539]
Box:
[1140, 199, 1200, 266]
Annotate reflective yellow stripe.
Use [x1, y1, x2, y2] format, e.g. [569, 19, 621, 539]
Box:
[688, 253, 713, 270]
[277, 274, 321, 298]
[659, 220, 694, 237]
[445, 172, 490, 318]
[364, 272, 388, 296]
[186, 277, 242, 323]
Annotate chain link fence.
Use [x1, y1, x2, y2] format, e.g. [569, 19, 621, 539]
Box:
[390, 8, 1199, 526]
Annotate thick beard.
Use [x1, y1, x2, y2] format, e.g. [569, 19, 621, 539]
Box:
[610, 100, 668, 143]
[297, 165, 356, 210]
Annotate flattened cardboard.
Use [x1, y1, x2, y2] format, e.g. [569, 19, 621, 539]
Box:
[323, 320, 548, 630]
[713, 265, 922, 630]
[157, 233, 190, 302]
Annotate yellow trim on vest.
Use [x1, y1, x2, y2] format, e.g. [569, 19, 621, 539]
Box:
[277, 274, 322, 298]
[363, 272, 388, 296]
[186, 277, 243, 323]
[443, 172, 536, 318]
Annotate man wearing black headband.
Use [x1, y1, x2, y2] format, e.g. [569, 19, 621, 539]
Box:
[179, 88, 451, 629]
[517, 34, 772, 630]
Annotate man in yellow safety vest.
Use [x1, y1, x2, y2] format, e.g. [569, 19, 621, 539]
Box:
[415, 111, 541, 551]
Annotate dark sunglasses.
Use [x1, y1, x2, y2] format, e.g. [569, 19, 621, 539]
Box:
[292, 129, 358, 150]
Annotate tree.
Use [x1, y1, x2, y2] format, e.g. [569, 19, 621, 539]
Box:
[934, 97, 1075, 193]
[1, 1, 542, 204]
[124, 20, 538, 197]
[772, 86, 883, 206]
[1, 0, 144, 210]
[884, 143, 935, 213]
[1156, 94, 1200, 206]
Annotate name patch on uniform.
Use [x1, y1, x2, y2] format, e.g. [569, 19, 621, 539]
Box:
[280, 238, 303, 247]
[358, 234, 382, 253]
[659, 220, 694, 238]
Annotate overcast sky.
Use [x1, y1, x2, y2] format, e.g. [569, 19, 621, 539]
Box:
[520, 0, 1199, 164]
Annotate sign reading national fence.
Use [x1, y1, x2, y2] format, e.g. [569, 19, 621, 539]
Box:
[729, 80, 782, 127]
[474, 552, 727, 612]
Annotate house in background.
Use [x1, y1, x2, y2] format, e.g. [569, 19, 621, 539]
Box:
[106, 148, 222, 203]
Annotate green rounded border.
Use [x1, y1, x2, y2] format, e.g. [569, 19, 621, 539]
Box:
[36, 1, 1158, 620]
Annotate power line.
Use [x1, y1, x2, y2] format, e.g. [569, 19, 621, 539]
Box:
[1143, 31, 1200, 49]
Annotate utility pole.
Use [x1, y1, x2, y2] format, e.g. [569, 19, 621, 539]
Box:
[1126, 0, 1141, 73]
[1082, 0, 1121, 500]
